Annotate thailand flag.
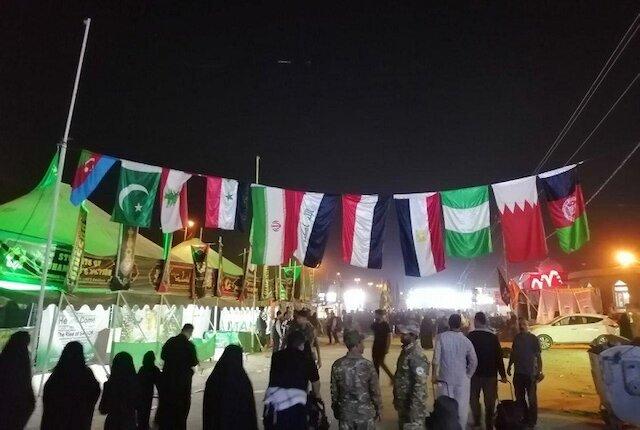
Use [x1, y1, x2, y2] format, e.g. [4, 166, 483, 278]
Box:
[70, 150, 117, 206]
[492, 176, 547, 262]
[294, 193, 338, 267]
[342, 194, 390, 269]
[205, 176, 249, 231]
[394, 192, 446, 277]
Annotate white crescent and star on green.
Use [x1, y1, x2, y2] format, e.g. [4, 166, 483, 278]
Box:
[119, 183, 149, 213]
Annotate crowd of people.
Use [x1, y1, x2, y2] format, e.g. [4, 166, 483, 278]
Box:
[0, 307, 542, 430]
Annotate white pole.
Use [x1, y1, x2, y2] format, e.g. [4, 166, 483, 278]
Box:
[31, 18, 92, 362]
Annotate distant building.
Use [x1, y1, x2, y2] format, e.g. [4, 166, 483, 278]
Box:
[568, 266, 640, 314]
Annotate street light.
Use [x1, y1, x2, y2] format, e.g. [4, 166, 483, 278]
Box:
[184, 219, 196, 241]
[354, 278, 361, 283]
[367, 282, 374, 287]
[615, 250, 637, 267]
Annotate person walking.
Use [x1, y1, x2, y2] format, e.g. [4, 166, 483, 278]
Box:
[432, 314, 478, 429]
[371, 309, 394, 381]
[285, 309, 322, 368]
[159, 324, 199, 430]
[264, 330, 322, 429]
[137, 351, 161, 430]
[507, 318, 543, 429]
[420, 315, 434, 350]
[203, 345, 258, 430]
[327, 311, 339, 344]
[393, 323, 429, 430]
[272, 311, 284, 352]
[467, 312, 507, 430]
[41, 341, 101, 430]
[0, 331, 34, 430]
[331, 330, 382, 429]
[99, 352, 138, 430]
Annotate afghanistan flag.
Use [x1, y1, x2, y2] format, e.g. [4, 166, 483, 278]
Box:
[441, 185, 492, 258]
[112, 160, 162, 228]
[538, 164, 589, 253]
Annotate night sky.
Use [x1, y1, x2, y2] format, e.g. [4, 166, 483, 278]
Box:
[2, 2, 640, 292]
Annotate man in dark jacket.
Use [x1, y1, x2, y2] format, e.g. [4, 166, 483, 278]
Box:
[159, 324, 199, 430]
[467, 312, 507, 430]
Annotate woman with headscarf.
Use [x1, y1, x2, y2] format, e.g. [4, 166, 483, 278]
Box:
[41, 341, 100, 430]
[99, 352, 138, 430]
[137, 351, 161, 430]
[0, 331, 35, 429]
[203, 345, 257, 430]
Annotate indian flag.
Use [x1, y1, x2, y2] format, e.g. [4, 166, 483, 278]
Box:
[441, 185, 492, 258]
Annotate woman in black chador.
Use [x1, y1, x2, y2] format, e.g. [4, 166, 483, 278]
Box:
[137, 351, 161, 430]
[99, 351, 139, 430]
[0, 331, 35, 429]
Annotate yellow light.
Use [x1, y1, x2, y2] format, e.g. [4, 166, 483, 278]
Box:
[615, 250, 636, 267]
[187, 220, 195, 228]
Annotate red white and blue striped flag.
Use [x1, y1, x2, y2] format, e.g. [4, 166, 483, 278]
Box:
[342, 194, 390, 269]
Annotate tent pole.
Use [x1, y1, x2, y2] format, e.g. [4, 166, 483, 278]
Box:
[31, 18, 92, 361]
[107, 292, 121, 363]
[213, 298, 219, 332]
[155, 295, 163, 356]
[37, 292, 64, 397]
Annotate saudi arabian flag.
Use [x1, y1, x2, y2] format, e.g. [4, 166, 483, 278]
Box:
[111, 160, 162, 228]
[441, 185, 492, 258]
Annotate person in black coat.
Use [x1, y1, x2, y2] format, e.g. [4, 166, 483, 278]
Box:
[99, 352, 138, 430]
[203, 345, 258, 430]
[41, 341, 101, 430]
[420, 315, 435, 350]
[137, 351, 161, 430]
[159, 324, 198, 430]
[0, 331, 35, 429]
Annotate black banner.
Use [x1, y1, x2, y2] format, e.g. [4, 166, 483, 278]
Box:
[64, 206, 87, 293]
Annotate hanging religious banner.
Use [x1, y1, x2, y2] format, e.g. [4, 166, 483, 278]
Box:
[63, 205, 88, 293]
[109, 225, 138, 291]
[190, 244, 209, 299]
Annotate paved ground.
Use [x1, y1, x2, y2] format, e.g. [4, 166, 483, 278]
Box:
[26, 336, 607, 429]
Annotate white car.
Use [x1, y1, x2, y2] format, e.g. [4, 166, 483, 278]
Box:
[530, 314, 620, 350]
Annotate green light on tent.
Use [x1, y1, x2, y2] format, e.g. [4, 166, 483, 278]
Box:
[0, 280, 58, 291]
[5, 254, 23, 270]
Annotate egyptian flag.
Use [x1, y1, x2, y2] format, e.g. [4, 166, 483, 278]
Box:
[293, 193, 338, 267]
[205, 177, 249, 231]
[70, 150, 117, 206]
[394, 193, 445, 277]
[538, 164, 589, 253]
[342, 194, 390, 269]
[492, 176, 547, 263]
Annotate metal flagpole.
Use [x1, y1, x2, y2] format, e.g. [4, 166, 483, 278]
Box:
[251, 155, 260, 350]
[31, 18, 92, 361]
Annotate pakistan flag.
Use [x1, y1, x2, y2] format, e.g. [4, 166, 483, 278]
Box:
[111, 160, 162, 228]
[441, 185, 492, 258]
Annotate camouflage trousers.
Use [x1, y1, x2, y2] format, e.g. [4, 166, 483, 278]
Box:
[398, 413, 426, 430]
[338, 419, 376, 430]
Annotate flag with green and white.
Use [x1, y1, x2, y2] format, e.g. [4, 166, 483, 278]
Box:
[441, 185, 492, 258]
[111, 160, 161, 228]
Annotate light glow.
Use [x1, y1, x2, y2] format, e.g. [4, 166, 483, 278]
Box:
[407, 287, 473, 310]
[343, 288, 365, 311]
[615, 250, 636, 267]
[325, 291, 337, 303]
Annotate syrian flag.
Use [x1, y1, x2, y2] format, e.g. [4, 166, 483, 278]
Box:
[159, 168, 191, 233]
[293, 193, 338, 268]
[491, 176, 547, 263]
[394, 193, 445, 277]
[342, 194, 390, 269]
[538, 164, 590, 253]
[205, 176, 249, 231]
[70, 150, 117, 206]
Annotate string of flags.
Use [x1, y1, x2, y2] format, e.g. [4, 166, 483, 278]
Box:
[70, 149, 590, 277]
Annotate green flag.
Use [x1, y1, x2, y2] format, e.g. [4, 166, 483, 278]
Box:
[441, 185, 492, 258]
[111, 160, 161, 228]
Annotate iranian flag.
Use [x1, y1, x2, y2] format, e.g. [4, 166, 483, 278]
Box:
[250, 185, 302, 266]
[159, 168, 191, 233]
[251, 185, 337, 267]
[491, 176, 547, 263]
[538, 164, 589, 253]
[112, 161, 162, 228]
[441, 185, 492, 258]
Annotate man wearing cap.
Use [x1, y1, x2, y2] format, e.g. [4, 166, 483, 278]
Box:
[331, 330, 382, 430]
[393, 323, 429, 430]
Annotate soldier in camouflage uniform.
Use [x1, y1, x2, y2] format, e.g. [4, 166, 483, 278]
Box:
[331, 330, 382, 430]
[394, 323, 429, 430]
